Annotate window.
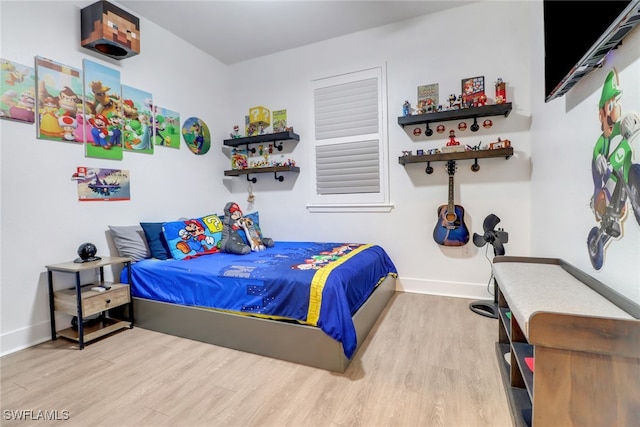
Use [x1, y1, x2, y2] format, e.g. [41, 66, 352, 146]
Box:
[308, 66, 391, 212]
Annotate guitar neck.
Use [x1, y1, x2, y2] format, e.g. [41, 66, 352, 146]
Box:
[448, 175, 455, 211]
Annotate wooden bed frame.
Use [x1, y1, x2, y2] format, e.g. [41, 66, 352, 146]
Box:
[131, 274, 396, 372]
[105, 230, 396, 372]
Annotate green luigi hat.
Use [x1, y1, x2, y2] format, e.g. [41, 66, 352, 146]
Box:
[599, 70, 622, 109]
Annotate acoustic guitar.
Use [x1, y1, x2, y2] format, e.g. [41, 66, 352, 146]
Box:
[433, 160, 470, 246]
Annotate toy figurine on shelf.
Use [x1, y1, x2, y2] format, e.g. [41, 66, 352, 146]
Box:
[478, 94, 487, 106]
[230, 125, 241, 139]
[447, 130, 460, 146]
[402, 100, 411, 116]
[489, 137, 511, 149]
[495, 78, 506, 104]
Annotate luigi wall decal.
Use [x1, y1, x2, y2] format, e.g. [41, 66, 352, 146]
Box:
[588, 68, 640, 270]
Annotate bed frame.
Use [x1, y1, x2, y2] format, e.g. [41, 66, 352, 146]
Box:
[131, 274, 395, 372]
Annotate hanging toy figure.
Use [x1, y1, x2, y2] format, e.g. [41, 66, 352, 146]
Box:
[247, 183, 255, 204]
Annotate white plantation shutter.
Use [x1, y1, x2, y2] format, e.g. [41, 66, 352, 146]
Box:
[314, 78, 379, 140]
[308, 66, 391, 212]
[316, 140, 380, 194]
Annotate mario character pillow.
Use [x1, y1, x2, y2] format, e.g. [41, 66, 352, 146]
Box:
[162, 214, 223, 260]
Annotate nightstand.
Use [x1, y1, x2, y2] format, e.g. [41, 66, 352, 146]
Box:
[46, 256, 134, 349]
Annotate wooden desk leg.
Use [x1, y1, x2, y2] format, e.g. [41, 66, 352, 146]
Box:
[75, 272, 85, 349]
[48, 270, 56, 340]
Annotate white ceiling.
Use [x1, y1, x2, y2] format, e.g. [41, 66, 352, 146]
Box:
[118, 1, 477, 65]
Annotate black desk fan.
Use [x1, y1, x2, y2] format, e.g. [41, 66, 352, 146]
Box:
[469, 214, 509, 318]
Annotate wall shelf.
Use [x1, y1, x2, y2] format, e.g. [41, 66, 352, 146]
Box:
[399, 147, 513, 173]
[397, 102, 512, 128]
[224, 165, 300, 183]
[223, 131, 300, 182]
[223, 130, 300, 147]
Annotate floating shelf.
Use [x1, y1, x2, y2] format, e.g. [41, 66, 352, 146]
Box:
[224, 165, 300, 183]
[223, 130, 300, 147]
[399, 147, 513, 173]
[399, 147, 513, 165]
[223, 131, 300, 182]
[397, 103, 512, 128]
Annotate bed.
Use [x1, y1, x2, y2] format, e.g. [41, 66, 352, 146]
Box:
[116, 239, 397, 372]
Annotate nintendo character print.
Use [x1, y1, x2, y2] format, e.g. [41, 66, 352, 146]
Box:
[73, 167, 130, 201]
[152, 106, 181, 149]
[182, 116, 211, 155]
[1, 58, 36, 123]
[82, 59, 123, 160]
[121, 85, 153, 154]
[461, 76, 485, 108]
[34, 57, 83, 142]
[588, 68, 640, 270]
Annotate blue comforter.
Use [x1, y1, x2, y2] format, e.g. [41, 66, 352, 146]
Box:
[121, 241, 397, 358]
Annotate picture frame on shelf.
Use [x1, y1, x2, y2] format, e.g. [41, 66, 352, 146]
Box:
[461, 76, 485, 108]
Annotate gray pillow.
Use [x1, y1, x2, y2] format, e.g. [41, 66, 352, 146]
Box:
[108, 225, 151, 262]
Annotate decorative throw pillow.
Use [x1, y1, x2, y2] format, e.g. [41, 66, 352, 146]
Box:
[162, 214, 224, 260]
[108, 225, 150, 262]
[237, 211, 260, 245]
[140, 222, 172, 260]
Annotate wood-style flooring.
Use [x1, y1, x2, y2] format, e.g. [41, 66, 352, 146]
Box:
[1, 293, 512, 427]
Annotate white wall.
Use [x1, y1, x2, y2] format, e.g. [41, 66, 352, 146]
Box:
[530, 6, 640, 302]
[226, 1, 534, 298]
[0, 1, 231, 354]
[1, 0, 638, 356]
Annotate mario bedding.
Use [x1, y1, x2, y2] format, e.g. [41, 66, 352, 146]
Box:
[122, 241, 397, 358]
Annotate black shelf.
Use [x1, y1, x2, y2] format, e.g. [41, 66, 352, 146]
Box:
[223, 130, 300, 147]
[398, 147, 513, 168]
[397, 102, 512, 127]
[224, 165, 300, 183]
[223, 131, 300, 182]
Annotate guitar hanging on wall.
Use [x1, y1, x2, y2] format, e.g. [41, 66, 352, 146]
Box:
[433, 160, 470, 246]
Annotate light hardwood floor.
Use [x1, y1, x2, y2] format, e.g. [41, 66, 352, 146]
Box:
[1, 293, 512, 427]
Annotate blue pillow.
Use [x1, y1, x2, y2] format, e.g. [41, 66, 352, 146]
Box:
[140, 222, 172, 260]
[162, 214, 224, 260]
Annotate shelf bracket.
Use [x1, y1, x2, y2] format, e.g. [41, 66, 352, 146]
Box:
[274, 172, 284, 182]
[246, 174, 257, 183]
[425, 162, 434, 175]
[274, 141, 283, 151]
[471, 159, 480, 172]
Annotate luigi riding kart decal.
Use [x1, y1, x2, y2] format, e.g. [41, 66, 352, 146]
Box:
[589, 68, 640, 270]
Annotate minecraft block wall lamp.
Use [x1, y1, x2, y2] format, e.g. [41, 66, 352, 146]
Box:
[81, 1, 140, 60]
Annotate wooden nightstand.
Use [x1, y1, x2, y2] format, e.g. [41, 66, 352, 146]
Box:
[46, 256, 134, 349]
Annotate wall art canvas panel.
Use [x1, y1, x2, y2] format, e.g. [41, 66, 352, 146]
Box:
[152, 106, 181, 149]
[0, 58, 36, 123]
[35, 57, 83, 142]
[121, 84, 153, 153]
[82, 59, 123, 160]
[76, 167, 130, 201]
[182, 117, 211, 155]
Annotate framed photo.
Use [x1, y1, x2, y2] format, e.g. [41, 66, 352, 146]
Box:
[416, 149, 424, 156]
[461, 76, 485, 107]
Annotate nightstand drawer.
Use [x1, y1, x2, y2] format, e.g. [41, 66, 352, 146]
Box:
[54, 284, 130, 317]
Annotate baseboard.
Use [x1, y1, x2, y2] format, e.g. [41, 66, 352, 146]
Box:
[395, 276, 493, 300]
[1, 320, 51, 357]
[1, 280, 487, 357]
